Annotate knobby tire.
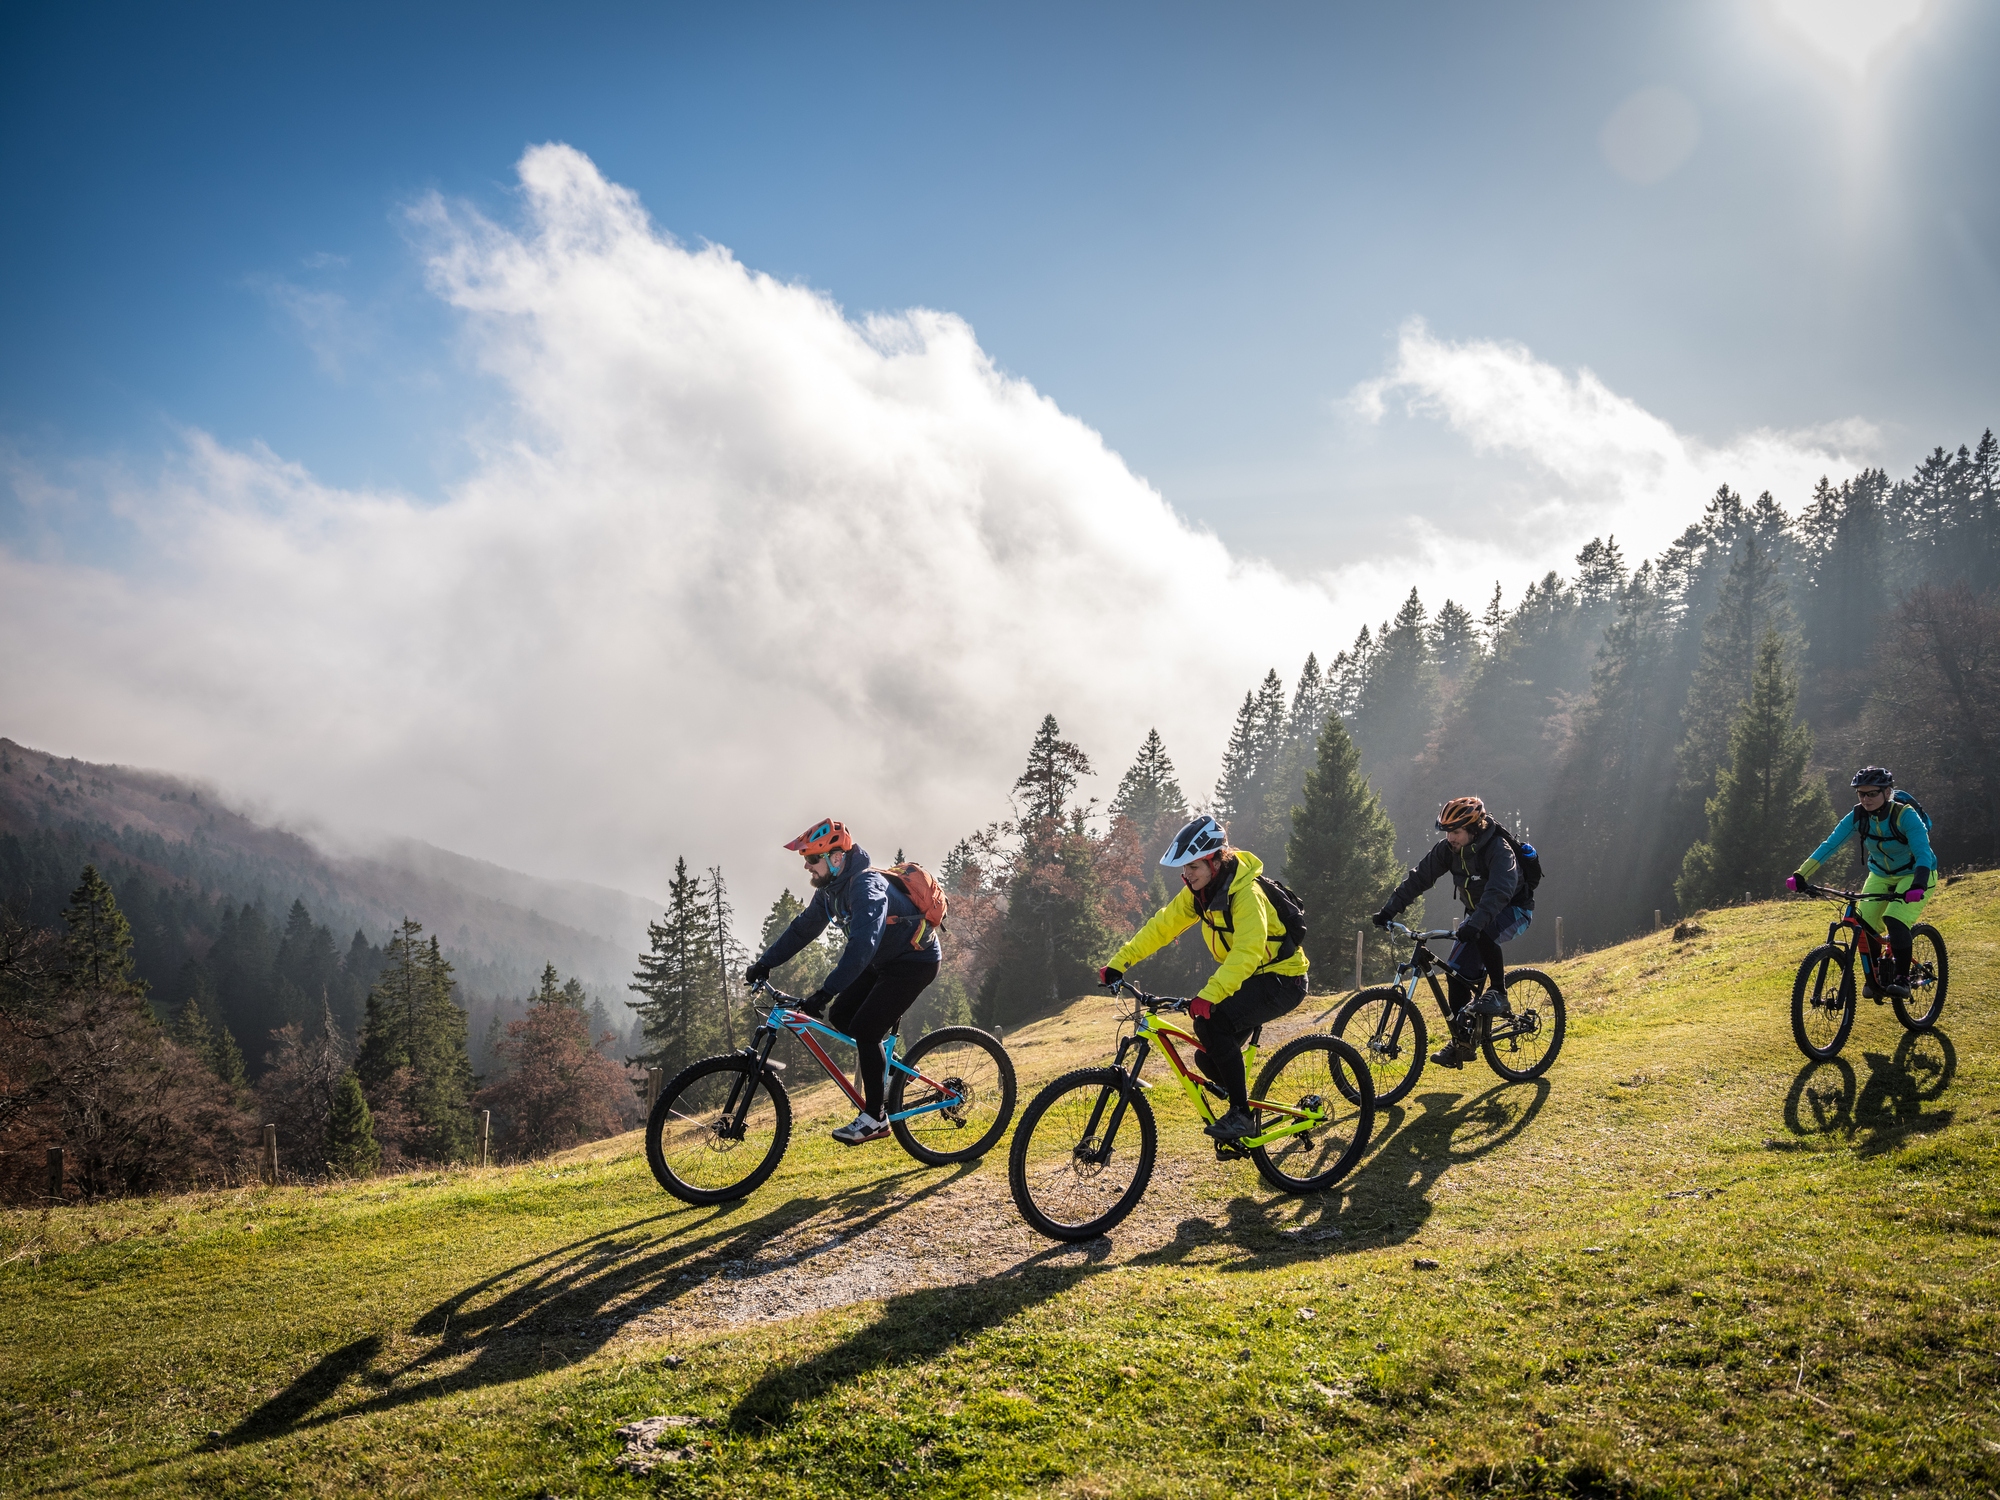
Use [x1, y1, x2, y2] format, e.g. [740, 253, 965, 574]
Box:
[647, 1055, 793, 1205]
[1891, 924, 1948, 1031]
[1791, 944, 1856, 1060]
[1008, 1067, 1156, 1241]
[886, 1025, 1017, 1165]
[1481, 968, 1565, 1082]
[1331, 987, 1426, 1107]
[1247, 1035, 1375, 1193]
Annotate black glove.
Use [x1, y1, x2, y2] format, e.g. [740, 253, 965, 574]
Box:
[1455, 921, 1481, 943]
[744, 960, 772, 987]
[1371, 909, 1393, 930]
[1098, 965, 1123, 988]
[797, 988, 832, 1018]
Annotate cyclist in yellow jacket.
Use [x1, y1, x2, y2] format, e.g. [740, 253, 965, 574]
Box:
[1097, 816, 1309, 1142]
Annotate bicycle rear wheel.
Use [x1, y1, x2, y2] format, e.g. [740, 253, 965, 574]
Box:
[1007, 1067, 1156, 1241]
[1481, 969, 1565, 1082]
[647, 1055, 792, 1205]
[1331, 987, 1426, 1106]
[1892, 924, 1948, 1031]
[887, 1025, 1017, 1165]
[1791, 945, 1855, 1060]
[1247, 1036, 1375, 1193]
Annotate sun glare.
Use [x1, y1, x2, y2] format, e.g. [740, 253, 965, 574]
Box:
[1768, 0, 1931, 79]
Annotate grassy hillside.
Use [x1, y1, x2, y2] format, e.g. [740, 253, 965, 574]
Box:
[3, 874, 1996, 1498]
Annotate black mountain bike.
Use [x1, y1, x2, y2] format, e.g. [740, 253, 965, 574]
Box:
[1790, 883, 1947, 1060]
[1329, 921, 1565, 1105]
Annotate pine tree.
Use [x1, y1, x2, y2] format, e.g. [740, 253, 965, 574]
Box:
[58, 864, 148, 1008]
[707, 865, 744, 1049]
[758, 888, 836, 997]
[1676, 632, 1835, 911]
[1431, 601, 1479, 676]
[1676, 531, 1793, 810]
[1574, 535, 1629, 609]
[1013, 713, 1093, 821]
[1285, 710, 1401, 985]
[1109, 729, 1187, 830]
[1212, 690, 1262, 827]
[323, 1071, 381, 1177]
[354, 920, 475, 1162]
[630, 859, 721, 1080]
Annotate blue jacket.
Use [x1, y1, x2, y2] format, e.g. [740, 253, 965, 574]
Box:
[1803, 800, 1936, 884]
[755, 845, 942, 993]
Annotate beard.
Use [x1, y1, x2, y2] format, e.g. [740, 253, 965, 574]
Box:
[808, 868, 836, 889]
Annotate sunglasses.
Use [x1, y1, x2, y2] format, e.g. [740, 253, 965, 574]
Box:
[1855, 789, 1887, 799]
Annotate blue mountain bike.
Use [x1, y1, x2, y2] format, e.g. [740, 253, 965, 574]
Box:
[644, 980, 1016, 1204]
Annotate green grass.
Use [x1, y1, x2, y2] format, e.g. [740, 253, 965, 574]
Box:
[5, 874, 1999, 1497]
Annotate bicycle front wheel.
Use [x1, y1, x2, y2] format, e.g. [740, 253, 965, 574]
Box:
[1007, 1067, 1156, 1241]
[1248, 1036, 1375, 1193]
[887, 1025, 1017, 1165]
[1892, 924, 1948, 1031]
[1331, 987, 1426, 1106]
[1481, 969, 1566, 1082]
[647, 1055, 792, 1205]
[1791, 945, 1855, 1060]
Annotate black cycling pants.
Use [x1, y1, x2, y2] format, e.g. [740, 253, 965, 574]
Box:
[829, 959, 940, 1118]
[1444, 929, 1507, 1014]
[1192, 970, 1309, 1111]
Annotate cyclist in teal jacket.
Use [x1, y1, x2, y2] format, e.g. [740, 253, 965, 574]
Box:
[1788, 767, 1934, 1001]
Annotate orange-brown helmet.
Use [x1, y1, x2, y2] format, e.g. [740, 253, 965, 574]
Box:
[784, 818, 854, 856]
[1435, 796, 1486, 833]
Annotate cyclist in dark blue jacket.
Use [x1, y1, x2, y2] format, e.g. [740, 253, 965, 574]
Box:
[745, 818, 942, 1145]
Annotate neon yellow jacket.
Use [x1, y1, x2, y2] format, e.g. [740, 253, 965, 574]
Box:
[1108, 850, 1309, 1004]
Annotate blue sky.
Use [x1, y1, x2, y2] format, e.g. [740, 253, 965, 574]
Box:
[8, 2, 1994, 559]
[3, 1, 1996, 894]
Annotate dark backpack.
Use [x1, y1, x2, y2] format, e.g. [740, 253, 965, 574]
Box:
[1884, 790, 1933, 843]
[1489, 823, 1544, 909]
[1200, 871, 1308, 966]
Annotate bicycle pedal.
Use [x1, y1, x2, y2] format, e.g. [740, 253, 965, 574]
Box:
[1213, 1140, 1251, 1162]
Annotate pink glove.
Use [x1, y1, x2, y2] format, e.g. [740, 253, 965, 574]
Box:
[1903, 888, 1926, 904]
[1785, 874, 1804, 892]
[1189, 997, 1214, 1020]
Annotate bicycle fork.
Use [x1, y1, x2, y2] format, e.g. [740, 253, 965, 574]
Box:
[1078, 1036, 1150, 1163]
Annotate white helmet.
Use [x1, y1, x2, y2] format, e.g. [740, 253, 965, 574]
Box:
[1161, 815, 1227, 867]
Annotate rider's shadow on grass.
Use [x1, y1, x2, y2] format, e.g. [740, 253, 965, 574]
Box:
[206, 1160, 982, 1453]
[1783, 1029, 1955, 1154]
[724, 1238, 1116, 1434]
[1141, 1078, 1552, 1269]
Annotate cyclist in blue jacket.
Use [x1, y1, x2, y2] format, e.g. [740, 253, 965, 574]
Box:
[1788, 767, 1934, 1002]
[745, 818, 943, 1145]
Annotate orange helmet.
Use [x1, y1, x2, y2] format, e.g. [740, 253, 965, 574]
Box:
[1435, 796, 1486, 833]
[784, 818, 854, 856]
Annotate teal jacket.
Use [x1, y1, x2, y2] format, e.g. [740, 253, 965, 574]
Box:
[1801, 801, 1935, 884]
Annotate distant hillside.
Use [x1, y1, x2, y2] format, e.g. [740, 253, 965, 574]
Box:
[0, 737, 661, 1003]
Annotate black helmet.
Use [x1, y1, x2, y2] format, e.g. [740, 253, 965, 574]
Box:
[1161, 815, 1227, 868]
[1850, 767, 1895, 789]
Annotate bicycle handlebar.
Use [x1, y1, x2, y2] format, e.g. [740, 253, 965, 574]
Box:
[1799, 882, 1904, 904]
[1385, 920, 1460, 942]
[748, 977, 806, 1008]
[1101, 976, 1191, 1013]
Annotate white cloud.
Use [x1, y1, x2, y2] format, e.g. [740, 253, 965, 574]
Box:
[2, 145, 1350, 904]
[1348, 318, 1873, 573]
[1, 152, 1876, 912]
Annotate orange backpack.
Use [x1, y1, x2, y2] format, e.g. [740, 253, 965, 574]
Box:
[878, 861, 950, 947]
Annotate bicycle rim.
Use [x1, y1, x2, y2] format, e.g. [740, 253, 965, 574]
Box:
[1007, 1068, 1155, 1241]
[1331, 988, 1425, 1107]
[1481, 969, 1565, 1082]
[1790, 945, 1855, 1060]
[648, 1056, 792, 1205]
[1892, 925, 1948, 1030]
[888, 1026, 1017, 1165]
[1248, 1036, 1375, 1193]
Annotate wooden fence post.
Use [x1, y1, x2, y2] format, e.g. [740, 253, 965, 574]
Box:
[1555, 917, 1565, 962]
[46, 1146, 63, 1203]
[1654, 909, 1662, 932]
[646, 1069, 662, 1111]
[477, 1110, 491, 1168]
[1354, 930, 1364, 992]
[262, 1124, 278, 1185]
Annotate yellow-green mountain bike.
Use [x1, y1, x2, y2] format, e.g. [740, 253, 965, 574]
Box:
[1006, 978, 1374, 1241]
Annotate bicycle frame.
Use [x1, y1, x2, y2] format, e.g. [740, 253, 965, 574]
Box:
[1366, 921, 1544, 1051]
[735, 979, 970, 1125]
[1805, 887, 1894, 987]
[1099, 979, 1332, 1153]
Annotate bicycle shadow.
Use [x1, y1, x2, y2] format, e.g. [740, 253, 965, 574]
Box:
[725, 1238, 1116, 1433]
[1781, 1029, 1956, 1155]
[197, 1160, 983, 1455]
[1142, 1077, 1553, 1267]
